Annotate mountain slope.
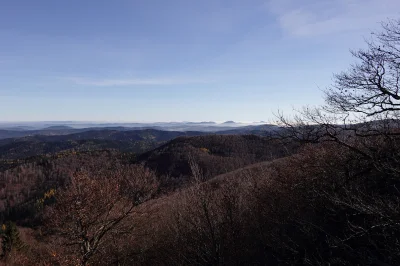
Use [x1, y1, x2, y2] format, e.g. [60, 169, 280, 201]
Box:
[138, 134, 299, 189]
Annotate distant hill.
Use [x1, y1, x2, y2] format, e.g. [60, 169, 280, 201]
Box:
[0, 126, 285, 163]
[0, 130, 29, 139]
[0, 122, 282, 139]
[0, 128, 85, 140]
[7, 129, 206, 142]
[0, 129, 207, 160]
[218, 124, 281, 135]
[42, 125, 75, 130]
[138, 134, 299, 190]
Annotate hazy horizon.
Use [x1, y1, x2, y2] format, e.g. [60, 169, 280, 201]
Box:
[0, 120, 269, 125]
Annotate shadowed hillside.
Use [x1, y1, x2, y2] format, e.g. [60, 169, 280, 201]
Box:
[138, 134, 298, 190]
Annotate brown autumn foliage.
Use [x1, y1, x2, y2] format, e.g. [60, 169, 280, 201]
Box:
[122, 138, 397, 265]
[41, 165, 158, 266]
[0, 134, 398, 265]
[0, 150, 136, 225]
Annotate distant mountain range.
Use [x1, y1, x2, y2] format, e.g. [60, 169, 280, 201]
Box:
[0, 120, 271, 129]
[0, 125, 282, 162]
[0, 122, 279, 140]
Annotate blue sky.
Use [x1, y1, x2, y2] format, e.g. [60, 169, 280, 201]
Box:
[1, 0, 400, 122]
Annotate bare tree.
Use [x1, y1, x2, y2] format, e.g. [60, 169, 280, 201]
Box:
[44, 166, 158, 266]
[277, 18, 400, 170]
[326, 19, 400, 118]
[273, 18, 400, 265]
